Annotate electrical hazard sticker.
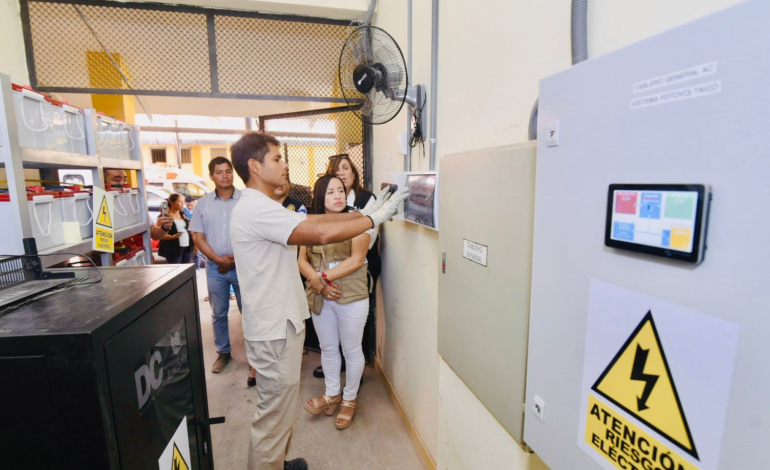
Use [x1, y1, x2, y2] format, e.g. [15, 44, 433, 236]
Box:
[96, 195, 112, 228]
[92, 187, 114, 253]
[579, 280, 739, 470]
[158, 417, 192, 470]
[171, 443, 189, 470]
[592, 311, 697, 459]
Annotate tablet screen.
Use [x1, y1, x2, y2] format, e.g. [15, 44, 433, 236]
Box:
[404, 174, 437, 228]
[605, 184, 709, 264]
[610, 189, 699, 253]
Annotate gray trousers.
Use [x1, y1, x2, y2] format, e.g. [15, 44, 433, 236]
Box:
[245, 321, 306, 470]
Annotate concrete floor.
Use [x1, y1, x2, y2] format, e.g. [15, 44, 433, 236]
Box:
[195, 270, 426, 470]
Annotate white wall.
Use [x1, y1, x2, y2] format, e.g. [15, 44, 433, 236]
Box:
[371, 0, 747, 469]
[371, 0, 440, 462]
[0, 0, 30, 84]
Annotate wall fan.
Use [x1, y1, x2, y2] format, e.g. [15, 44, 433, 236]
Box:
[339, 25, 424, 125]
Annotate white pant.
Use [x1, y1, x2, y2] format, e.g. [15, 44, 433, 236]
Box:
[312, 297, 369, 400]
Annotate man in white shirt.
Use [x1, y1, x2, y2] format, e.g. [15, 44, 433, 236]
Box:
[230, 133, 408, 470]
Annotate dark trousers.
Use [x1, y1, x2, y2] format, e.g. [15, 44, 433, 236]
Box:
[167, 246, 193, 264]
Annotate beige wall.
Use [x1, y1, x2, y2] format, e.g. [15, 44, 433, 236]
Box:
[0, 0, 30, 84]
[371, 0, 747, 469]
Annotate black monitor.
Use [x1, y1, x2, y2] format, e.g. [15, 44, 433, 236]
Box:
[604, 184, 711, 264]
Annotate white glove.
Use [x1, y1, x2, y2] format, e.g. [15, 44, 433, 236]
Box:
[360, 186, 393, 217]
[368, 187, 410, 227]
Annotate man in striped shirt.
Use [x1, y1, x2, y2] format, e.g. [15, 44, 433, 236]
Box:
[190, 156, 242, 374]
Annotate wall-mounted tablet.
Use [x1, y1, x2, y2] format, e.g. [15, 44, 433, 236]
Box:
[393, 171, 439, 230]
[605, 184, 711, 264]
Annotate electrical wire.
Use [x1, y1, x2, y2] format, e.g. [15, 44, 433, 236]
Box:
[0, 253, 103, 316]
[409, 98, 426, 149]
[0, 252, 104, 285]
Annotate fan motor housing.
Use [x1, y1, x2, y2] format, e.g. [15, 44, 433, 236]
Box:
[353, 64, 376, 93]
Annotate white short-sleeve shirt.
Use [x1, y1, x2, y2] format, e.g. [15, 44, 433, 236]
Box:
[231, 188, 309, 341]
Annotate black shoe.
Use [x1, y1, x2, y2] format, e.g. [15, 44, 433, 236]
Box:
[313, 361, 346, 378]
[284, 458, 308, 470]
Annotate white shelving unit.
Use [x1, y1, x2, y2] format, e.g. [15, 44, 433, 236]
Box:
[0, 72, 151, 267]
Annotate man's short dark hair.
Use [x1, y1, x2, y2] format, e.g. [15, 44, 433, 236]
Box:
[184, 196, 194, 203]
[208, 156, 233, 176]
[230, 132, 280, 184]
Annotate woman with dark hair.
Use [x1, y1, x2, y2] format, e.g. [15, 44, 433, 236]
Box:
[298, 174, 373, 430]
[324, 154, 375, 212]
[316, 154, 381, 375]
[157, 193, 194, 264]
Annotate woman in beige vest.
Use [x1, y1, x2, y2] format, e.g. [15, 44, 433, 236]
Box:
[299, 175, 373, 430]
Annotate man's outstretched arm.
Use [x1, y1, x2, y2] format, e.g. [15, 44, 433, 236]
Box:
[305, 212, 363, 223]
[287, 216, 373, 246]
[287, 186, 409, 246]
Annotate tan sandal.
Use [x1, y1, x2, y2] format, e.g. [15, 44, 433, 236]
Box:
[304, 395, 340, 416]
[335, 400, 357, 430]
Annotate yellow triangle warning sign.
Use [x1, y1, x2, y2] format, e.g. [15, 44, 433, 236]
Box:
[96, 195, 112, 228]
[171, 443, 189, 470]
[592, 311, 698, 460]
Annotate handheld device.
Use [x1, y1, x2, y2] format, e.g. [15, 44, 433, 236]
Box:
[380, 182, 398, 195]
[604, 184, 711, 264]
[161, 201, 169, 216]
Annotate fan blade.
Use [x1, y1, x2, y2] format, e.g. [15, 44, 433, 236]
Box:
[359, 89, 376, 117]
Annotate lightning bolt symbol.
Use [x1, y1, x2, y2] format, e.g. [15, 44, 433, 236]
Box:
[630, 344, 659, 411]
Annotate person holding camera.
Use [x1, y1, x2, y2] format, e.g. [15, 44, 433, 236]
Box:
[157, 193, 194, 264]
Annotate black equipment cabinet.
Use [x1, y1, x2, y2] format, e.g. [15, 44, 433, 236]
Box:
[0, 265, 214, 470]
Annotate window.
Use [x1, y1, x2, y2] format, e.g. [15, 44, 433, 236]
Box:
[173, 183, 208, 198]
[151, 148, 167, 164]
[210, 148, 227, 159]
[180, 148, 192, 165]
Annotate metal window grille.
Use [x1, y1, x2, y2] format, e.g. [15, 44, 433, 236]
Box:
[260, 106, 368, 210]
[180, 148, 192, 165]
[22, 0, 358, 102]
[0, 257, 28, 290]
[151, 148, 167, 164]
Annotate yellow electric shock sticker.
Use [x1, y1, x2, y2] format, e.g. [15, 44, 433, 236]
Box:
[92, 188, 114, 253]
[581, 280, 740, 470]
[171, 443, 189, 470]
[592, 311, 697, 459]
[96, 195, 112, 228]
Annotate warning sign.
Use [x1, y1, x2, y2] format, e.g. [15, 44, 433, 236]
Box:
[171, 443, 189, 470]
[96, 196, 112, 228]
[92, 187, 114, 253]
[579, 280, 739, 470]
[592, 311, 696, 458]
[158, 417, 192, 470]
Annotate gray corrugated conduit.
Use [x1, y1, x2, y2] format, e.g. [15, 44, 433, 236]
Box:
[528, 0, 588, 140]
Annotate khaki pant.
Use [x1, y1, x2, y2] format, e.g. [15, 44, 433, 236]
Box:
[245, 321, 306, 470]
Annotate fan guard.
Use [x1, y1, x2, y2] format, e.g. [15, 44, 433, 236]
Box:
[339, 26, 408, 125]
